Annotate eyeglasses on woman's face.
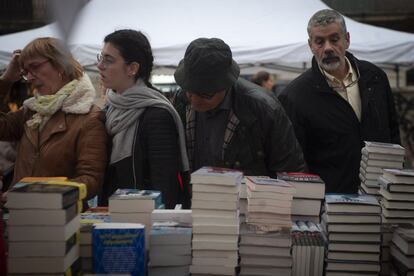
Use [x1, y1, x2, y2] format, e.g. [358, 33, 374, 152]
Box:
[96, 53, 117, 67]
[21, 59, 50, 81]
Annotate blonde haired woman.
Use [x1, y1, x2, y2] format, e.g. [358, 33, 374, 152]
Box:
[0, 37, 107, 200]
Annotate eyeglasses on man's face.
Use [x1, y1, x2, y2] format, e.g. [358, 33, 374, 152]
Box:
[21, 59, 49, 81]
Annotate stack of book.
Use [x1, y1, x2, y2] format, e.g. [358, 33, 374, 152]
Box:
[359, 141, 405, 196]
[291, 221, 324, 276]
[390, 226, 414, 276]
[322, 194, 382, 276]
[277, 172, 325, 223]
[379, 169, 414, 225]
[239, 177, 248, 223]
[245, 176, 295, 229]
[79, 208, 110, 273]
[108, 189, 163, 249]
[92, 222, 145, 276]
[381, 223, 413, 276]
[148, 223, 192, 276]
[239, 223, 292, 276]
[239, 176, 295, 276]
[6, 181, 85, 274]
[190, 167, 242, 276]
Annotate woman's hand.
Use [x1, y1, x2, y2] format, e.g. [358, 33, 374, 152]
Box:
[0, 50, 22, 83]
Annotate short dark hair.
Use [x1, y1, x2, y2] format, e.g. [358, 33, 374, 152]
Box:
[104, 29, 154, 88]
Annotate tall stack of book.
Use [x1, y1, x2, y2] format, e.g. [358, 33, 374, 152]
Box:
[92, 222, 145, 276]
[359, 141, 405, 196]
[148, 223, 192, 276]
[277, 172, 325, 223]
[6, 181, 85, 275]
[379, 169, 414, 225]
[238, 176, 295, 276]
[79, 208, 110, 273]
[291, 221, 324, 276]
[190, 167, 242, 276]
[390, 226, 414, 276]
[322, 194, 382, 276]
[109, 189, 163, 249]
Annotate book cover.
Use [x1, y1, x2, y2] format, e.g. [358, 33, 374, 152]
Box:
[383, 169, 414, 184]
[92, 223, 145, 276]
[246, 176, 295, 194]
[325, 194, 381, 214]
[191, 166, 243, 186]
[109, 189, 163, 212]
[364, 141, 405, 155]
[6, 183, 79, 209]
[277, 172, 324, 183]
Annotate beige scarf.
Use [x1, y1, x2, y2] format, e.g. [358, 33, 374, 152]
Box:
[23, 74, 96, 130]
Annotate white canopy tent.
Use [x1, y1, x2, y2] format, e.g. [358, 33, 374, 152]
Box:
[0, 0, 414, 71]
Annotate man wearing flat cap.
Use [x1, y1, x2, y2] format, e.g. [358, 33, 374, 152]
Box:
[174, 38, 305, 176]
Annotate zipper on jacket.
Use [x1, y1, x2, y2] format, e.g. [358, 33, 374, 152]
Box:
[131, 122, 139, 189]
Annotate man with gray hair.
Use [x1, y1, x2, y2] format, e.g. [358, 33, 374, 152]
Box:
[279, 9, 400, 194]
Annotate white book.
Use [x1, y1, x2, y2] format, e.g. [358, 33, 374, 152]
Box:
[151, 209, 192, 226]
[192, 208, 239, 218]
[192, 183, 240, 194]
[292, 198, 322, 216]
[192, 191, 239, 202]
[150, 244, 191, 256]
[110, 212, 151, 225]
[8, 234, 77, 257]
[191, 167, 243, 186]
[193, 233, 239, 243]
[193, 224, 239, 235]
[362, 147, 405, 161]
[361, 155, 403, 168]
[364, 141, 405, 155]
[192, 215, 239, 226]
[192, 199, 238, 211]
[7, 204, 78, 226]
[148, 266, 189, 276]
[8, 214, 80, 241]
[192, 256, 238, 266]
[190, 264, 236, 275]
[247, 188, 293, 200]
[192, 249, 238, 259]
[240, 255, 292, 267]
[192, 239, 238, 250]
[149, 254, 192, 266]
[8, 243, 79, 273]
[239, 245, 290, 257]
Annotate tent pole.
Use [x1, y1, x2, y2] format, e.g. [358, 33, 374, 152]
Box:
[395, 64, 400, 88]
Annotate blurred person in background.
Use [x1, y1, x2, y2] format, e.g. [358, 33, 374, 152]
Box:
[97, 29, 190, 209]
[251, 70, 275, 92]
[0, 38, 108, 202]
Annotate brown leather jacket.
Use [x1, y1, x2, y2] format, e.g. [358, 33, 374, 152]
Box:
[0, 78, 108, 199]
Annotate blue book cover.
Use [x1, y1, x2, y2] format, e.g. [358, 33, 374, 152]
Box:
[93, 223, 145, 276]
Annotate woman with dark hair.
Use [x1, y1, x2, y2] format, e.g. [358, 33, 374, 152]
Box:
[98, 29, 190, 208]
